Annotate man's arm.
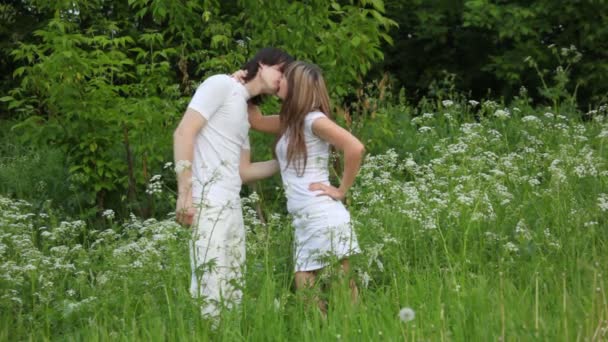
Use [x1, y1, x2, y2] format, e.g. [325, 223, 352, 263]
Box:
[239, 149, 279, 184]
[173, 108, 207, 225]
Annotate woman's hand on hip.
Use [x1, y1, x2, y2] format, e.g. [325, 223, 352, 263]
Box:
[309, 182, 345, 201]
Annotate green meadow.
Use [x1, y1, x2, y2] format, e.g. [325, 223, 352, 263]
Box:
[2, 97, 607, 341]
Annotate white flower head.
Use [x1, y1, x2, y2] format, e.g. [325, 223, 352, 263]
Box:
[442, 100, 454, 108]
[598, 194, 608, 212]
[174, 160, 192, 174]
[597, 130, 608, 138]
[422, 112, 434, 119]
[468, 100, 479, 107]
[493, 109, 511, 119]
[399, 307, 415, 323]
[273, 298, 281, 311]
[102, 209, 115, 220]
[522, 115, 540, 123]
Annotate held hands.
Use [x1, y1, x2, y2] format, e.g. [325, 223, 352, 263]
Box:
[175, 195, 195, 226]
[309, 182, 346, 201]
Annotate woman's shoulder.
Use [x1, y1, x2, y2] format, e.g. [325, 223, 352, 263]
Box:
[304, 111, 330, 138]
[305, 111, 327, 122]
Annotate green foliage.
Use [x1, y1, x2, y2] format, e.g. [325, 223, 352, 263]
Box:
[380, 0, 608, 107]
[238, 0, 397, 98]
[2, 95, 607, 339]
[6, 17, 180, 210]
[0, 121, 85, 210]
[2, 0, 395, 214]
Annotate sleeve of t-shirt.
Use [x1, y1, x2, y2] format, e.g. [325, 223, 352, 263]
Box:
[187, 75, 232, 120]
[304, 111, 327, 135]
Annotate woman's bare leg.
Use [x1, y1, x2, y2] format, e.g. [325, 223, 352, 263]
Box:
[340, 259, 359, 304]
[295, 270, 327, 314]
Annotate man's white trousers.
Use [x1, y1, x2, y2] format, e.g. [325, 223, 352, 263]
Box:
[189, 202, 245, 318]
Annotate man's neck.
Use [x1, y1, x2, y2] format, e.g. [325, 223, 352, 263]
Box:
[244, 79, 263, 98]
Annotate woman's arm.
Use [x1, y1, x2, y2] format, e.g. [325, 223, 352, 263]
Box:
[309, 117, 365, 200]
[239, 149, 280, 183]
[248, 103, 281, 135]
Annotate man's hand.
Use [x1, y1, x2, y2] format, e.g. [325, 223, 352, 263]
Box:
[309, 182, 345, 201]
[176, 195, 196, 226]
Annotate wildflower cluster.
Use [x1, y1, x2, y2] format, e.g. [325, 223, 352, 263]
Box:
[349, 100, 607, 281]
[0, 196, 187, 324]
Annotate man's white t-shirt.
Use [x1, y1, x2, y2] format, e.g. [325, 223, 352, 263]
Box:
[188, 75, 251, 207]
[276, 111, 335, 213]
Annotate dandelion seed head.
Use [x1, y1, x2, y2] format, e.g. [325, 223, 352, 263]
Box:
[399, 307, 415, 322]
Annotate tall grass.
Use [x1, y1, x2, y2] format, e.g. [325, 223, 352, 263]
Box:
[1, 99, 607, 340]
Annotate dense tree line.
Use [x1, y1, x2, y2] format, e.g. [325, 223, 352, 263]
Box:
[378, 0, 608, 107]
[0, 0, 394, 211]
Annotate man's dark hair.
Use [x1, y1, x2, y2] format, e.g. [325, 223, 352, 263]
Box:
[241, 47, 294, 105]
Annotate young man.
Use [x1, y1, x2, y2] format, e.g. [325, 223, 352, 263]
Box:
[173, 47, 294, 319]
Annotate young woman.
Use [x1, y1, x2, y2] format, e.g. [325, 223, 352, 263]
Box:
[248, 61, 365, 312]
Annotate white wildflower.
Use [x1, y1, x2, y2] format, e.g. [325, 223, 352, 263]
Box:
[360, 271, 370, 288]
[598, 194, 608, 212]
[442, 100, 454, 108]
[146, 175, 163, 195]
[273, 298, 281, 311]
[399, 307, 415, 323]
[494, 109, 511, 119]
[504, 242, 519, 253]
[174, 160, 192, 174]
[102, 209, 115, 220]
[522, 115, 540, 123]
[248, 191, 260, 202]
[485, 231, 500, 242]
[515, 220, 532, 241]
[482, 100, 498, 110]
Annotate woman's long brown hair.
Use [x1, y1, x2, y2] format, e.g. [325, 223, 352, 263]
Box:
[279, 61, 332, 177]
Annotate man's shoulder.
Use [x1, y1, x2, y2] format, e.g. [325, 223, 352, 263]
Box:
[206, 74, 232, 82]
[201, 74, 238, 88]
